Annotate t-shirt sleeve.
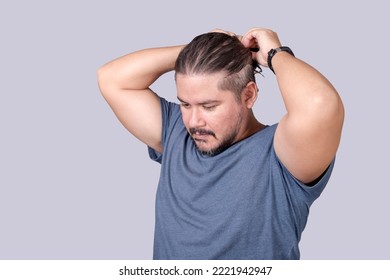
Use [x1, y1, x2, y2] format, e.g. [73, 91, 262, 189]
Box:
[271, 146, 336, 234]
[272, 146, 336, 206]
[289, 159, 334, 204]
[148, 97, 180, 164]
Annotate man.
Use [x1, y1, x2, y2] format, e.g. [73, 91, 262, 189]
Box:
[98, 28, 344, 259]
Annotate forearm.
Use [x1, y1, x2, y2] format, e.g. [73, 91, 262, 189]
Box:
[98, 45, 184, 91]
[272, 52, 343, 118]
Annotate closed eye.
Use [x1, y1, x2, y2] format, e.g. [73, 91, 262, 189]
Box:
[180, 103, 191, 109]
[203, 105, 217, 111]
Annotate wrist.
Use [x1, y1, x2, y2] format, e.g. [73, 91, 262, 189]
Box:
[267, 46, 295, 74]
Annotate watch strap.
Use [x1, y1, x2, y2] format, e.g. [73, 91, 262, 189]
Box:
[267, 46, 295, 74]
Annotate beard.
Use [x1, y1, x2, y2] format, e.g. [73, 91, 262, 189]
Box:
[189, 112, 242, 157]
[197, 131, 238, 156]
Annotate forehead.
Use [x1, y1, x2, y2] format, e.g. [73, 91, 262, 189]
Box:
[176, 73, 233, 103]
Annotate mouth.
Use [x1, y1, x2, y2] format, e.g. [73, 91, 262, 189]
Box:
[189, 128, 216, 138]
[191, 132, 215, 144]
[193, 135, 208, 143]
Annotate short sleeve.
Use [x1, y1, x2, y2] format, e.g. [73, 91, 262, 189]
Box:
[272, 146, 336, 206]
[148, 97, 180, 164]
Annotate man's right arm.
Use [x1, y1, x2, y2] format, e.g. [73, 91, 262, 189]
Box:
[97, 46, 184, 153]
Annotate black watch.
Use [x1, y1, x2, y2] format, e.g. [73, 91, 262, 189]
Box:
[267, 46, 295, 74]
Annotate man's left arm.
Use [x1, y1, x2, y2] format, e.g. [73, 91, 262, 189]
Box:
[271, 50, 344, 184]
[241, 28, 344, 184]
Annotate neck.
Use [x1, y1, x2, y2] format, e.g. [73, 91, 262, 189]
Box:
[236, 112, 265, 143]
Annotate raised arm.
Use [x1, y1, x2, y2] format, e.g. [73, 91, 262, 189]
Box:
[242, 28, 344, 184]
[97, 46, 184, 153]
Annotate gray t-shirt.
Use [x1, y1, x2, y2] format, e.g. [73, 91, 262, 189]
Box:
[148, 97, 334, 260]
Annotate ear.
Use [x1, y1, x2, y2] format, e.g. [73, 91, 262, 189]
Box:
[241, 81, 258, 109]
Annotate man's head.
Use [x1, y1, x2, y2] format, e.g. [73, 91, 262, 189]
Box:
[175, 32, 260, 156]
[175, 32, 256, 100]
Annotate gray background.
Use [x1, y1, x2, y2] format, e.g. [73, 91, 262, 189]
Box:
[1, 0, 389, 259]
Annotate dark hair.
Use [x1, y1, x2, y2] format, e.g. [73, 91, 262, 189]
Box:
[175, 32, 256, 100]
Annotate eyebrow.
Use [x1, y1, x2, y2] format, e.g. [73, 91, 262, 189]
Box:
[177, 97, 221, 105]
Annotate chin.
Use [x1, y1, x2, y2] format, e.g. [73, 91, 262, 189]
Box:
[196, 142, 230, 157]
[193, 131, 238, 157]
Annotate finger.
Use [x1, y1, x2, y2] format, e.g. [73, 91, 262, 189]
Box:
[209, 28, 225, 33]
[241, 27, 270, 46]
[241, 30, 260, 47]
[241, 34, 257, 48]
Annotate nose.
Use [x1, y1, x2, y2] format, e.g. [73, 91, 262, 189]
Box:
[188, 108, 206, 128]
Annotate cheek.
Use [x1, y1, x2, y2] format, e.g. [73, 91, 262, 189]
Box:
[180, 109, 188, 125]
[209, 110, 239, 133]
[180, 105, 242, 132]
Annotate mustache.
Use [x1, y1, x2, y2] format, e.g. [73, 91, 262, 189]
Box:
[189, 128, 216, 138]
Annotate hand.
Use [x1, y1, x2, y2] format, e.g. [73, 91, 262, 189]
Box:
[241, 28, 282, 68]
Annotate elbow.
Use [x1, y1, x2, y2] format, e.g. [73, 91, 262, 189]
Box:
[97, 65, 111, 97]
[310, 88, 345, 127]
